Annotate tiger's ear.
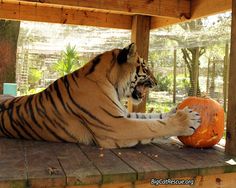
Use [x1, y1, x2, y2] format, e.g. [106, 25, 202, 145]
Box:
[117, 43, 137, 64]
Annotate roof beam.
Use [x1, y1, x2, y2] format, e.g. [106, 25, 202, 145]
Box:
[191, 0, 231, 20]
[151, 0, 232, 29]
[11, 0, 190, 19]
[1, 0, 232, 30]
[151, 17, 183, 29]
[0, 1, 132, 29]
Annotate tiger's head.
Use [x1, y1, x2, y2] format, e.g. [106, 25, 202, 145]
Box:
[115, 43, 157, 104]
[82, 43, 157, 105]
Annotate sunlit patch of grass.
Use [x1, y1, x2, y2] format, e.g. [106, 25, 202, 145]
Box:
[147, 100, 176, 113]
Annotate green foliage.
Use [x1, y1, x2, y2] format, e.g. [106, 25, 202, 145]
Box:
[206, 44, 225, 60]
[156, 73, 172, 92]
[18, 85, 29, 95]
[53, 44, 80, 76]
[28, 87, 45, 95]
[28, 68, 42, 85]
[146, 100, 175, 113]
[176, 78, 190, 94]
[149, 50, 174, 68]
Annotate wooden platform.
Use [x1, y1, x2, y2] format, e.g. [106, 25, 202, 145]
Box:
[1, 138, 236, 188]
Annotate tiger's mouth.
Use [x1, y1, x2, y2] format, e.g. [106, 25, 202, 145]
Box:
[131, 78, 157, 104]
[132, 85, 147, 101]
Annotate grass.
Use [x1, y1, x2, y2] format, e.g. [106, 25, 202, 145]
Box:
[147, 91, 178, 113]
[147, 100, 176, 113]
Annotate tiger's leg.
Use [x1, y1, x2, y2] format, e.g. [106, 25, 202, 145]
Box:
[127, 107, 177, 120]
[127, 107, 178, 144]
[92, 107, 200, 148]
[127, 107, 200, 144]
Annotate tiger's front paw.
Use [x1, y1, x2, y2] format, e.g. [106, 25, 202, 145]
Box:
[169, 107, 201, 136]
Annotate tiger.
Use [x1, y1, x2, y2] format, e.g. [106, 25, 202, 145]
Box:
[0, 43, 201, 148]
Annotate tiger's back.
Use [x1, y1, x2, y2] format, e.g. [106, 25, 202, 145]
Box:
[0, 70, 96, 144]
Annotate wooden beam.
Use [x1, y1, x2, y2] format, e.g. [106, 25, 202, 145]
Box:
[151, 17, 182, 29]
[128, 15, 151, 113]
[0, 1, 132, 29]
[191, 0, 232, 20]
[151, 0, 232, 29]
[3, 0, 231, 30]
[131, 16, 150, 59]
[12, 0, 190, 19]
[226, 0, 236, 156]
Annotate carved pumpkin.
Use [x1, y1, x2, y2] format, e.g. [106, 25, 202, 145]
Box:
[177, 97, 224, 148]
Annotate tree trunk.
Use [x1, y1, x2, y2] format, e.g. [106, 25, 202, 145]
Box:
[173, 50, 177, 103]
[209, 60, 216, 98]
[206, 58, 211, 94]
[182, 47, 202, 97]
[193, 47, 200, 96]
[0, 20, 20, 94]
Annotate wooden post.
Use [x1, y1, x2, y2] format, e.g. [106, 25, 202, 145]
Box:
[226, 0, 236, 156]
[223, 43, 229, 112]
[128, 15, 151, 113]
[173, 49, 177, 104]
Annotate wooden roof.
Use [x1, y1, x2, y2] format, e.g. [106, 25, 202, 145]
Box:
[0, 0, 232, 29]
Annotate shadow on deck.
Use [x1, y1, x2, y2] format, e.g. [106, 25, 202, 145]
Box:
[0, 137, 236, 188]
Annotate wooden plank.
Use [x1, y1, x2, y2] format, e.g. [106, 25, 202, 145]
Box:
[131, 15, 150, 62]
[66, 172, 236, 188]
[14, 0, 190, 18]
[112, 147, 168, 180]
[193, 172, 236, 188]
[0, 138, 27, 188]
[135, 173, 236, 188]
[151, 0, 231, 29]
[129, 15, 150, 113]
[23, 140, 66, 188]
[155, 139, 236, 176]
[151, 17, 182, 29]
[226, 0, 236, 156]
[67, 182, 133, 188]
[52, 143, 101, 186]
[79, 145, 136, 184]
[0, 1, 132, 29]
[136, 144, 198, 178]
[135, 179, 194, 188]
[191, 0, 232, 20]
